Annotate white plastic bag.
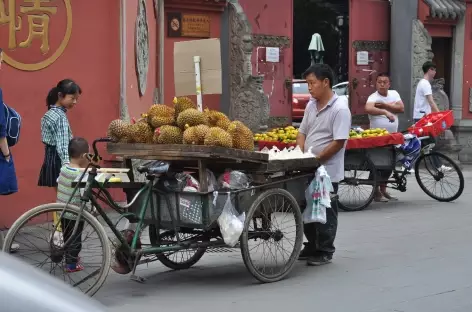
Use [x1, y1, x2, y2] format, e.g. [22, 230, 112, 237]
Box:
[217, 194, 246, 247]
[303, 202, 327, 224]
[303, 176, 328, 224]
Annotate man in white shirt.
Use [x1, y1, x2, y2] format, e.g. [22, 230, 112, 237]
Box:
[365, 73, 404, 202]
[413, 61, 440, 121]
[413, 61, 450, 171]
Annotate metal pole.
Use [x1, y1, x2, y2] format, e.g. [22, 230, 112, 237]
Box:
[120, 0, 129, 121]
[193, 56, 203, 111]
[158, 0, 165, 103]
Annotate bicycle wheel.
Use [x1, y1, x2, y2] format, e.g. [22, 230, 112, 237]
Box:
[2, 203, 111, 296]
[338, 154, 377, 211]
[414, 152, 464, 202]
[240, 188, 304, 283]
[151, 228, 207, 270]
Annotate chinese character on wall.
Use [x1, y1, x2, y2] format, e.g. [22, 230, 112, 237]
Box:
[0, 0, 58, 54]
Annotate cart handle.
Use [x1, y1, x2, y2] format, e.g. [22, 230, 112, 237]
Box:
[90, 137, 113, 162]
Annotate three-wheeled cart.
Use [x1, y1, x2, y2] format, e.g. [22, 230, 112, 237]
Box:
[337, 125, 464, 212]
[2, 138, 320, 296]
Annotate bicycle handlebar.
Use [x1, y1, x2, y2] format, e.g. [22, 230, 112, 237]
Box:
[91, 137, 113, 162]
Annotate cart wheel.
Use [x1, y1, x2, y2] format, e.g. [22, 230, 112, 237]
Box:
[414, 152, 464, 202]
[2, 203, 111, 296]
[152, 228, 207, 270]
[240, 188, 303, 283]
[338, 155, 377, 211]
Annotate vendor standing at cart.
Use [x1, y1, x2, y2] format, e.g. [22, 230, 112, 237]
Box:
[296, 64, 351, 266]
[365, 72, 404, 202]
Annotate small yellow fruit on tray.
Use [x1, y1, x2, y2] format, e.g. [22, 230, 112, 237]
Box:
[254, 126, 298, 144]
[349, 128, 390, 139]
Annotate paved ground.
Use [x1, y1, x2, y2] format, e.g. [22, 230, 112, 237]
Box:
[89, 169, 472, 312]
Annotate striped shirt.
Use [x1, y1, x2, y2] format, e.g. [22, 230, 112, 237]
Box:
[56, 165, 90, 220]
[41, 106, 72, 165]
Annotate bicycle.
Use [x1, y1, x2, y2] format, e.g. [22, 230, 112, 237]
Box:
[2, 137, 310, 295]
[338, 120, 464, 211]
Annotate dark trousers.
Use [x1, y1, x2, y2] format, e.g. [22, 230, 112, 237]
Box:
[61, 218, 84, 265]
[413, 118, 442, 168]
[303, 182, 338, 257]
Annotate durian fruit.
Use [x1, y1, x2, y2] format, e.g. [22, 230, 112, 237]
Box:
[173, 96, 197, 118]
[146, 104, 175, 128]
[129, 117, 154, 143]
[107, 119, 131, 142]
[203, 108, 231, 130]
[153, 125, 183, 144]
[204, 127, 233, 148]
[183, 124, 209, 145]
[227, 120, 254, 150]
[176, 108, 208, 129]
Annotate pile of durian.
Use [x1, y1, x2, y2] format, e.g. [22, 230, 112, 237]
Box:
[107, 96, 254, 151]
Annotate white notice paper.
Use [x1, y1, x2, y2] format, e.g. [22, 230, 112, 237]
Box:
[356, 51, 369, 65]
[266, 47, 280, 63]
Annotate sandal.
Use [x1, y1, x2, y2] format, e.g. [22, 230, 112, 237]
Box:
[382, 192, 398, 201]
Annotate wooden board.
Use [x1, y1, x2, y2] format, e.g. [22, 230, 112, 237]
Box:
[107, 143, 269, 163]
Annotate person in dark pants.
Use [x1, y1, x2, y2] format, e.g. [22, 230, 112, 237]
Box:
[296, 64, 351, 266]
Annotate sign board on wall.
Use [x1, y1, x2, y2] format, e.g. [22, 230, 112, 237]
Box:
[167, 12, 211, 38]
[174, 38, 222, 96]
[266, 47, 280, 63]
[356, 51, 369, 65]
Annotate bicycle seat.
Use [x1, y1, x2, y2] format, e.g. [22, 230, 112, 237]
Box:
[137, 161, 170, 175]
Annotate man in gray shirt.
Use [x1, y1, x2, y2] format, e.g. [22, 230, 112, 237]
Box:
[296, 64, 351, 266]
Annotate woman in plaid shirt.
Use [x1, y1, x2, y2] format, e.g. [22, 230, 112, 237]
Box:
[38, 79, 82, 188]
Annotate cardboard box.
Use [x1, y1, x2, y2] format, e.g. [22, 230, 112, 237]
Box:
[173, 38, 222, 96]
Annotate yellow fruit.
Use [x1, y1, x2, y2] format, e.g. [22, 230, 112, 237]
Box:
[204, 127, 233, 148]
[203, 108, 232, 130]
[176, 108, 208, 129]
[153, 125, 183, 144]
[227, 120, 254, 150]
[107, 119, 131, 142]
[129, 118, 153, 143]
[183, 124, 209, 145]
[173, 96, 197, 118]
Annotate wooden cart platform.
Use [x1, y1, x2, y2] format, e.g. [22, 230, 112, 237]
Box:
[107, 143, 319, 192]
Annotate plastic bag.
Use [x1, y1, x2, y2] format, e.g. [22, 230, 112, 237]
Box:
[217, 194, 246, 247]
[207, 169, 217, 192]
[303, 177, 327, 224]
[217, 171, 250, 190]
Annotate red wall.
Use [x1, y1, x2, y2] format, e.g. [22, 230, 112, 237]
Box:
[163, 3, 223, 110]
[348, 0, 390, 115]
[463, 2, 472, 119]
[126, 0, 158, 119]
[0, 0, 120, 226]
[238, 0, 293, 118]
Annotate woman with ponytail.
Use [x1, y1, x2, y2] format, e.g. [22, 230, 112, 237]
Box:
[38, 79, 82, 187]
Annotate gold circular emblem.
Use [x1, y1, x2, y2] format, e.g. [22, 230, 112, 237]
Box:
[2, 0, 73, 71]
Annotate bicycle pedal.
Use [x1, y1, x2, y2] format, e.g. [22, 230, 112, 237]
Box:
[130, 274, 146, 283]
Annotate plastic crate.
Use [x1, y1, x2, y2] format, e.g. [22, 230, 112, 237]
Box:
[257, 141, 297, 151]
[125, 187, 258, 229]
[408, 110, 454, 137]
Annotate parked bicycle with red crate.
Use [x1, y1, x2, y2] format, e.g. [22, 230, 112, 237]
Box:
[337, 109, 464, 211]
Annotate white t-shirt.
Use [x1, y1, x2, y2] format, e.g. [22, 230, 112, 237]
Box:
[413, 78, 433, 119]
[367, 90, 401, 133]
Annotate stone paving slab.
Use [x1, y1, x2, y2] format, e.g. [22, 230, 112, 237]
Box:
[90, 174, 472, 312]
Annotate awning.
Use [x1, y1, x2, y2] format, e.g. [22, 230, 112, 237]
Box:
[423, 0, 466, 19]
